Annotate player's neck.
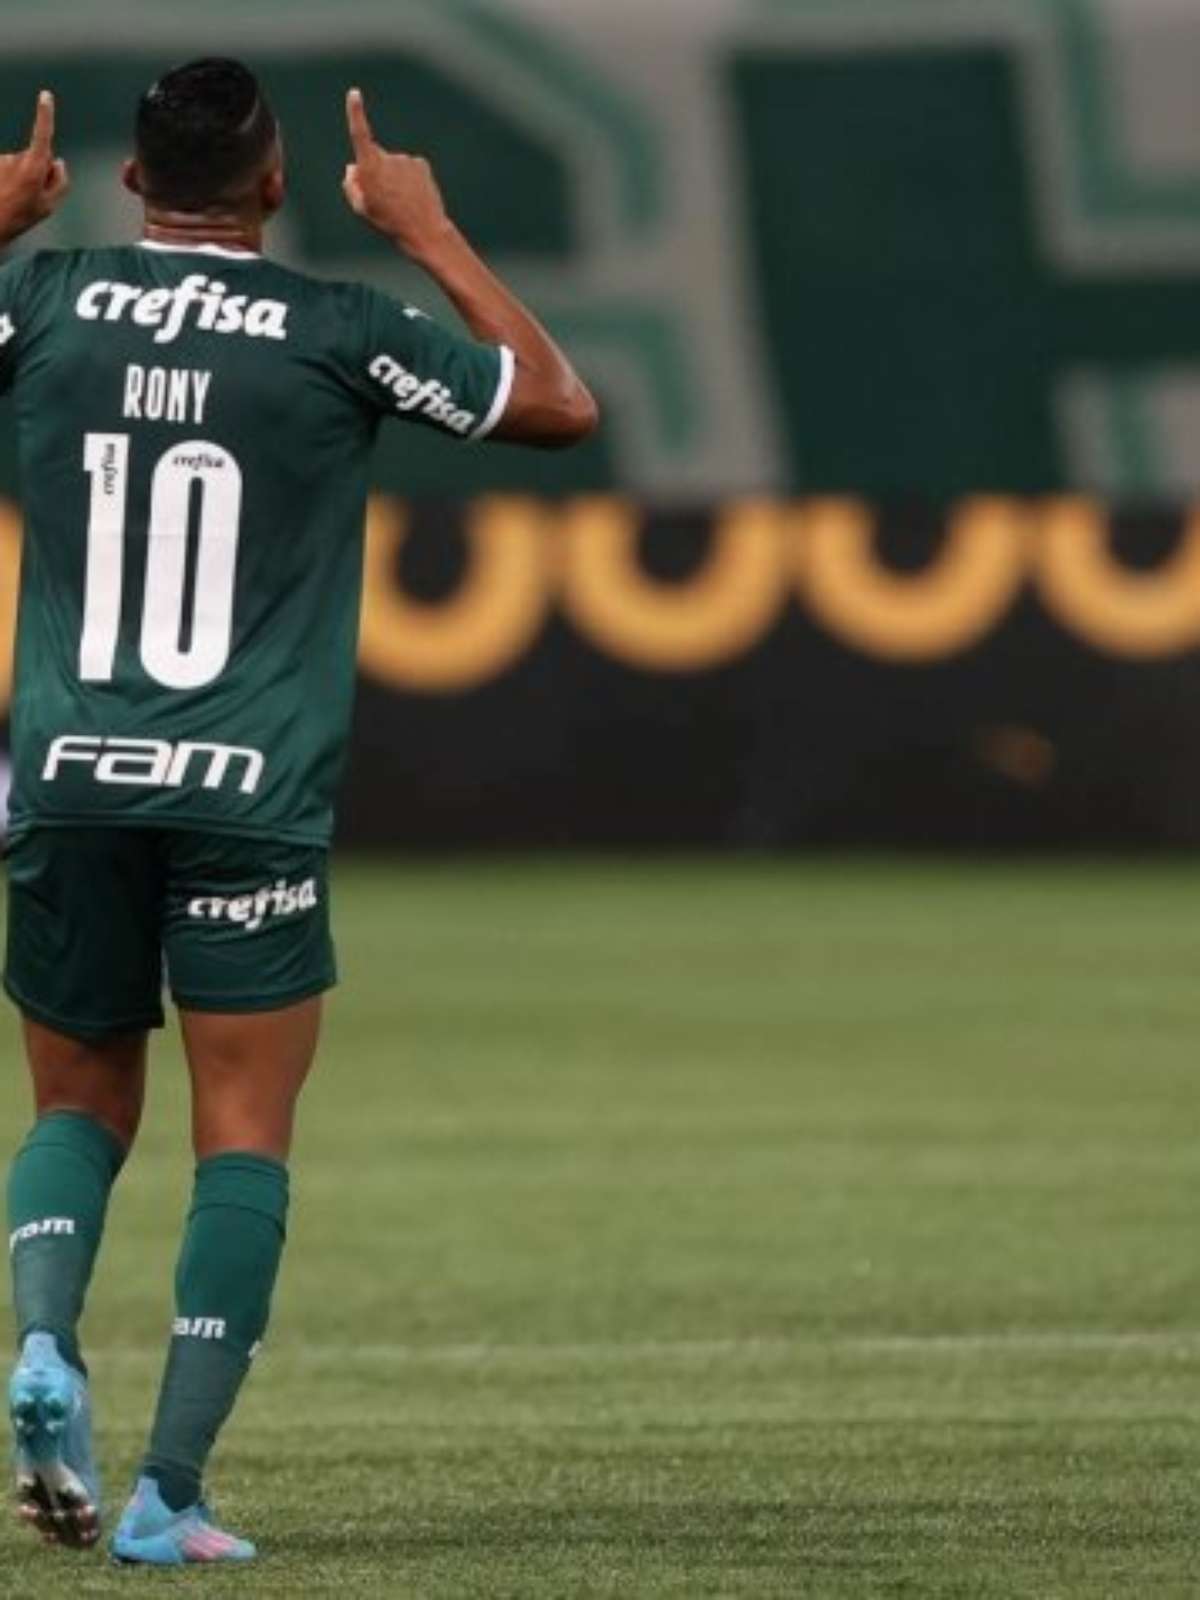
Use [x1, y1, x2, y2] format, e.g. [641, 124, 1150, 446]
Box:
[141, 209, 264, 255]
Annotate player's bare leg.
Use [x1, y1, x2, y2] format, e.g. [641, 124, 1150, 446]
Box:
[181, 997, 321, 1162]
[112, 998, 320, 1566]
[7, 1020, 143, 1549]
[23, 1018, 147, 1147]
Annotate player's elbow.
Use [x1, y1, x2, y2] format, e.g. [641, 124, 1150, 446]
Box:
[572, 382, 601, 439]
[498, 370, 600, 448]
[544, 381, 600, 449]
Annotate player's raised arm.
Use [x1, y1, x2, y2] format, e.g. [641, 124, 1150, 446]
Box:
[0, 92, 70, 246]
[342, 87, 597, 448]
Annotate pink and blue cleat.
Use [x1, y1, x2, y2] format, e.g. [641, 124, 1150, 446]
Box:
[110, 1474, 256, 1565]
[9, 1330, 101, 1549]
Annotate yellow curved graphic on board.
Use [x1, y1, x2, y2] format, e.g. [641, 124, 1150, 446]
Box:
[800, 498, 1031, 661]
[560, 496, 789, 671]
[358, 495, 551, 692]
[1035, 498, 1200, 657]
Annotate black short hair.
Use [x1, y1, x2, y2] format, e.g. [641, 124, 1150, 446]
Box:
[135, 58, 278, 211]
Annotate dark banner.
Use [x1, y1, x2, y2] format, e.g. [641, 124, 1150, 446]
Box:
[2, 496, 1199, 848]
[336, 499, 1200, 849]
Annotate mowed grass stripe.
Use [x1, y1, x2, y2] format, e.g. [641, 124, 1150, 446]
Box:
[0, 857, 1197, 1597]
[67, 1329, 1200, 1362]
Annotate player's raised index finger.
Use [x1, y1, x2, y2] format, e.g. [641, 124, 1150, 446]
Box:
[346, 88, 377, 158]
[27, 91, 55, 160]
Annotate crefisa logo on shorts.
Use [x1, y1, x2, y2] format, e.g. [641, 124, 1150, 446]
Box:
[187, 878, 319, 933]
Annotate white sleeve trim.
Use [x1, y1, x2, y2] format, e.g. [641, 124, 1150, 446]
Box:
[471, 345, 515, 441]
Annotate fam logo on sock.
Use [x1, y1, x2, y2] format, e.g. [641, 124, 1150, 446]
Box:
[173, 1316, 227, 1341]
[9, 1217, 75, 1253]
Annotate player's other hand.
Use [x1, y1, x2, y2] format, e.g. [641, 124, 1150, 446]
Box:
[0, 92, 69, 243]
[343, 88, 452, 260]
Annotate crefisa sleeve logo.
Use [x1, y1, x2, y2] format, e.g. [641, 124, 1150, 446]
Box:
[367, 353, 477, 436]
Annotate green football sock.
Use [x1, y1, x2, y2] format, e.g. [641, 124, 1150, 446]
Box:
[142, 1152, 289, 1511]
[7, 1110, 127, 1375]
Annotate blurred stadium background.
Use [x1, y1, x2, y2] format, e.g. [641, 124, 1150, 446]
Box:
[2, 3, 1200, 1596]
[3, 0, 1200, 846]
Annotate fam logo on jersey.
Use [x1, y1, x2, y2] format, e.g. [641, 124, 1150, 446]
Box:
[368, 353, 477, 436]
[187, 877, 320, 934]
[43, 735, 265, 795]
[76, 273, 289, 347]
[0, 314, 14, 347]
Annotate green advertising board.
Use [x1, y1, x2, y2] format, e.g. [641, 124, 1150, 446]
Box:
[2, 0, 1200, 496]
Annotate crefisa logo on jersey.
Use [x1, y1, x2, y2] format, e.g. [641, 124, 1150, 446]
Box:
[75, 273, 289, 346]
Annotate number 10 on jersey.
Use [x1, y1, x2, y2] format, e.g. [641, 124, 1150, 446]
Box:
[80, 432, 243, 691]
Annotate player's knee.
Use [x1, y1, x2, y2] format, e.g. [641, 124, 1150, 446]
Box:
[191, 1093, 298, 1163]
[24, 1022, 147, 1149]
[35, 1092, 142, 1151]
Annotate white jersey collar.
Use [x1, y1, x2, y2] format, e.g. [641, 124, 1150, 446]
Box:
[137, 240, 261, 261]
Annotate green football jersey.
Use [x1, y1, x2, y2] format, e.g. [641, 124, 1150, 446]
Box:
[0, 241, 512, 845]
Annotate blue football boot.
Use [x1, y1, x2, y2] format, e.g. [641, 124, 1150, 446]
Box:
[110, 1475, 256, 1566]
[9, 1331, 100, 1548]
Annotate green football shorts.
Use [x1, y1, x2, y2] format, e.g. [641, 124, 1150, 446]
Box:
[3, 826, 336, 1040]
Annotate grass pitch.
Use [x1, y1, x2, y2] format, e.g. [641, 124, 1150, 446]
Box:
[0, 856, 1197, 1596]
